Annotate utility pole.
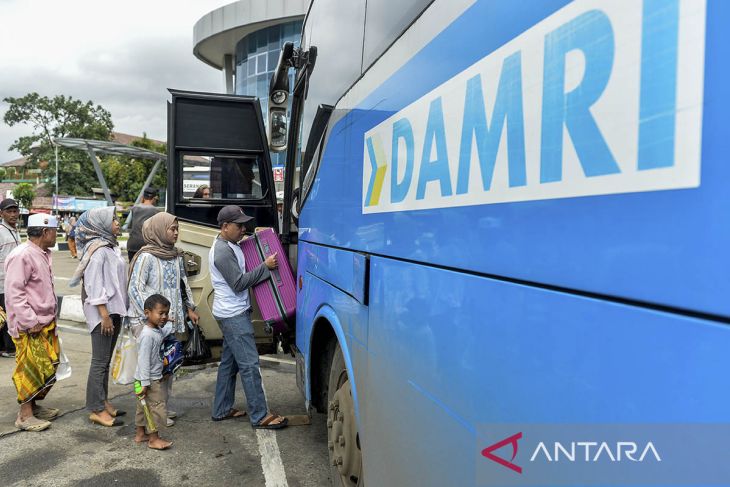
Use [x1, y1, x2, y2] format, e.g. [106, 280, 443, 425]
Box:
[54, 142, 59, 216]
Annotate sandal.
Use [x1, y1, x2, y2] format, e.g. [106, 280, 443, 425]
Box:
[89, 412, 124, 427]
[32, 405, 60, 420]
[212, 408, 248, 422]
[15, 415, 51, 432]
[253, 413, 288, 430]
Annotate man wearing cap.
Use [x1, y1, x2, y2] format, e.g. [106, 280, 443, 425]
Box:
[0, 198, 21, 358]
[208, 205, 287, 429]
[5, 214, 60, 431]
[123, 187, 159, 261]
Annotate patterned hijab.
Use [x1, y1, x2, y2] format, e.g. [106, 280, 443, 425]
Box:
[69, 206, 118, 287]
[128, 212, 182, 275]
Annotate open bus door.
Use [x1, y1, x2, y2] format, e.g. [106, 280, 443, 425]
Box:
[267, 42, 319, 279]
[166, 89, 281, 355]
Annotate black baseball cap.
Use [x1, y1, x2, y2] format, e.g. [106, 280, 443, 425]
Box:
[217, 205, 254, 225]
[142, 187, 159, 198]
[0, 198, 19, 210]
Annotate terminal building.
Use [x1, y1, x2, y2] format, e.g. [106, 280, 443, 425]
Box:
[193, 0, 308, 184]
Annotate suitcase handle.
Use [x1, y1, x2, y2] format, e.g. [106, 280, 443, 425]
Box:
[261, 241, 283, 286]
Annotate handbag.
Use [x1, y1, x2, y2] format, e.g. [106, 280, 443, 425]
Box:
[183, 321, 211, 363]
[161, 336, 184, 375]
[56, 337, 72, 381]
[111, 327, 138, 385]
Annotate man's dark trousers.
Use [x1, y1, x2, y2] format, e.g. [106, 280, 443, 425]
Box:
[0, 293, 15, 354]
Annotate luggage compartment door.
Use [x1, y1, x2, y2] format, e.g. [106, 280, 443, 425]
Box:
[167, 89, 278, 229]
[167, 89, 280, 355]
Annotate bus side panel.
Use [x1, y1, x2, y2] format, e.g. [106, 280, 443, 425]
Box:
[296, 241, 370, 424]
[365, 255, 730, 486]
[300, 0, 730, 318]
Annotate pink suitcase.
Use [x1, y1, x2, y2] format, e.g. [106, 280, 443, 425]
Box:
[239, 228, 296, 334]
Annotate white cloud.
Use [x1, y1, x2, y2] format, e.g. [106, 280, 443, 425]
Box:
[0, 0, 229, 161]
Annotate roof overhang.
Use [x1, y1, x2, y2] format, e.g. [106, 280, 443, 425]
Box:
[54, 138, 166, 161]
[193, 0, 307, 70]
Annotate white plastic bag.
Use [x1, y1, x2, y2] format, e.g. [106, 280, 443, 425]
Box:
[56, 337, 72, 381]
[111, 327, 137, 385]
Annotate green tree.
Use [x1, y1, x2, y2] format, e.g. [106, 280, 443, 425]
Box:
[13, 182, 35, 210]
[3, 93, 114, 196]
[101, 133, 167, 202]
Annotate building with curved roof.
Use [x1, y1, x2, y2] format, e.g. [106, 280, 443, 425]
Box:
[193, 0, 307, 97]
[193, 0, 307, 174]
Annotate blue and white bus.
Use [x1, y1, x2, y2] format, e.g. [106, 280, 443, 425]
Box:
[170, 0, 728, 485]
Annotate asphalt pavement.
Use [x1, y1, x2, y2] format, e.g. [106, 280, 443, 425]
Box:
[0, 248, 330, 487]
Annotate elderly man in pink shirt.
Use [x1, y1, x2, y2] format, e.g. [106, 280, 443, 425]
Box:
[5, 213, 60, 432]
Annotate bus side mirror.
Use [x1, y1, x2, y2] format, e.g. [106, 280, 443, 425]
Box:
[269, 108, 288, 152]
[268, 42, 294, 152]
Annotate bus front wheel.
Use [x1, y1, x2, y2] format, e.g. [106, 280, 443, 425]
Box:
[327, 342, 362, 487]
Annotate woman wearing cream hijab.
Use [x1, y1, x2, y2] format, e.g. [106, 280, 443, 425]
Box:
[127, 212, 199, 426]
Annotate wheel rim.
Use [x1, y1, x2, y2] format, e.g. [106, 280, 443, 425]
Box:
[328, 378, 361, 486]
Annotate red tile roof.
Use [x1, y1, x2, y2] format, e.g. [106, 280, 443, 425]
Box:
[111, 132, 164, 146]
[1, 156, 28, 168]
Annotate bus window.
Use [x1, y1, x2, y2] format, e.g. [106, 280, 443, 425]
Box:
[181, 154, 212, 198]
[299, 0, 365, 146]
[300, 105, 333, 208]
[180, 154, 264, 201]
[301, 104, 333, 182]
[362, 0, 432, 71]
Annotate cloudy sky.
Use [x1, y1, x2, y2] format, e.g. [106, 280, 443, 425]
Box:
[0, 0, 230, 163]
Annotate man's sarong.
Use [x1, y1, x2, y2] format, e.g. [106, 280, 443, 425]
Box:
[12, 321, 59, 404]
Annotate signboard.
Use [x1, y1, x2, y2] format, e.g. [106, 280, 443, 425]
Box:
[75, 199, 109, 211]
[53, 195, 76, 210]
[273, 166, 284, 182]
[48, 196, 107, 212]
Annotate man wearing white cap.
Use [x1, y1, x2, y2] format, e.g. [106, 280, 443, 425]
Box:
[5, 213, 60, 431]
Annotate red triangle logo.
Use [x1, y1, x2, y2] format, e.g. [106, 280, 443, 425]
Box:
[481, 432, 523, 474]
